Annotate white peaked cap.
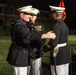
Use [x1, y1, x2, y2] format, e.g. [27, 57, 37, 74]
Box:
[49, 5, 65, 12]
[17, 5, 33, 13]
[31, 8, 40, 15]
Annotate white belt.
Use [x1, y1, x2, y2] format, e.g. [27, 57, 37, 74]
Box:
[57, 43, 67, 47]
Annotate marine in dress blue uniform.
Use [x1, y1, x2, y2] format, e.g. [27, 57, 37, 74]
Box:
[7, 5, 44, 75]
[43, 6, 71, 75]
[7, 5, 56, 75]
[27, 8, 46, 75]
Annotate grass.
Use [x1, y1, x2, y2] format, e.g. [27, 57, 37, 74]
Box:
[68, 35, 76, 44]
[0, 35, 76, 75]
[0, 36, 13, 75]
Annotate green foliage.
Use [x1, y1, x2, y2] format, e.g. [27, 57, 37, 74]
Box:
[42, 20, 53, 32]
[4, 26, 11, 36]
[0, 26, 5, 36]
[0, 26, 11, 36]
[37, 19, 53, 32]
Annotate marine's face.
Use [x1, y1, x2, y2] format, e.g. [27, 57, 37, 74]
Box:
[51, 12, 58, 20]
[20, 13, 32, 22]
[50, 12, 63, 21]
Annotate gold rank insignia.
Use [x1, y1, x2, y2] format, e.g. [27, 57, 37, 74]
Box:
[34, 26, 42, 31]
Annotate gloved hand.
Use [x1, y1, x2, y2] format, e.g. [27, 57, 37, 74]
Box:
[29, 47, 37, 59]
[53, 46, 59, 57]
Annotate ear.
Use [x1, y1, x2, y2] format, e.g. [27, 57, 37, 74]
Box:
[56, 13, 59, 17]
[20, 13, 24, 18]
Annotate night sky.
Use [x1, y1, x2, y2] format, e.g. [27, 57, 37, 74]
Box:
[0, 0, 76, 29]
[0, 0, 76, 15]
[30, 0, 76, 15]
[30, 0, 76, 29]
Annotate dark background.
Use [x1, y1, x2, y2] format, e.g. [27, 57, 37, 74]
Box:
[0, 0, 76, 30]
[30, 0, 76, 30]
[30, 0, 76, 15]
